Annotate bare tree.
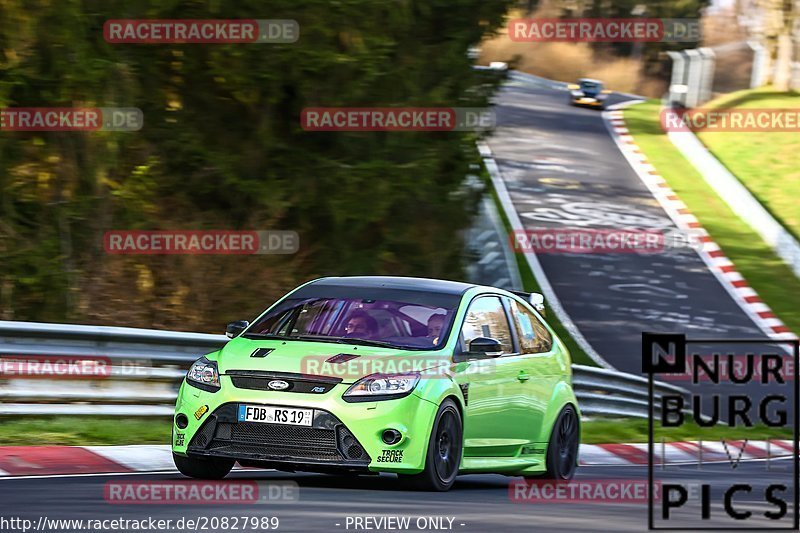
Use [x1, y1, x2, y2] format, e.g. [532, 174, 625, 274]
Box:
[738, 0, 798, 89]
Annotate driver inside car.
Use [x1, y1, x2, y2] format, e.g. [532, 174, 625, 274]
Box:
[426, 313, 446, 344]
[343, 310, 380, 339]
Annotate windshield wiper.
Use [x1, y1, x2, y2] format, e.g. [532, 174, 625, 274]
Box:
[242, 333, 399, 349]
[287, 333, 397, 348]
[332, 337, 398, 348]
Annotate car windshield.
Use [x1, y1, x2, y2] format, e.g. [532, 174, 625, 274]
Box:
[579, 80, 602, 92]
[244, 290, 460, 350]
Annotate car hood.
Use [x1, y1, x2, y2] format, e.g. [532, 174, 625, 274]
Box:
[214, 337, 452, 384]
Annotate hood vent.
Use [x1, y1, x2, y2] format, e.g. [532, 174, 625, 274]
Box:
[326, 353, 360, 364]
[250, 348, 275, 358]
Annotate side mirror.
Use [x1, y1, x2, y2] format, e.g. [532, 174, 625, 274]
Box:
[529, 293, 546, 316]
[226, 320, 249, 339]
[468, 337, 504, 357]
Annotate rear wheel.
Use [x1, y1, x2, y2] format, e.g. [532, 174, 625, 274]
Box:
[398, 399, 462, 491]
[173, 453, 234, 480]
[542, 405, 579, 480]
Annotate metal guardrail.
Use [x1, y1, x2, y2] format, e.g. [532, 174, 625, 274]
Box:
[572, 364, 689, 419]
[0, 321, 688, 418]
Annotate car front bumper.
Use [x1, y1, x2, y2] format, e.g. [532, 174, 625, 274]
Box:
[172, 376, 438, 474]
[572, 96, 605, 106]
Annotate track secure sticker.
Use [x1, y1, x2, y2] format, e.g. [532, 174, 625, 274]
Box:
[194, 405, 209, 420]
[174, 432, 185, 446]
[376, 450, 403, 463]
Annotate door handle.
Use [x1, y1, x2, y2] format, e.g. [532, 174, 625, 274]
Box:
[517, 371, 530, 382]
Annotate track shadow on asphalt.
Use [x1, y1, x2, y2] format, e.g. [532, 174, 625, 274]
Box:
[218, 470, 516, 493]
[493, 104, 609, 135]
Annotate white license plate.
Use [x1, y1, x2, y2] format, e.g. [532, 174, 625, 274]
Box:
[237, 404, 313, 426]
[579, 97, 596, 103]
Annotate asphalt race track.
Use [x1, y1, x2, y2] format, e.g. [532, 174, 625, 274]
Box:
[486, 73, 796, 420]
[1, 461, 795, 532]
[487, 72, 767, 371]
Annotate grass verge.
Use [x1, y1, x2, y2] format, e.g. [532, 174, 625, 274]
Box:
[0, 416, 171, 446]
[623, 100, 800, 335]
[698, 88, 800, 239]
[582, 418, 792, 444]
[0, 416, 791, 446]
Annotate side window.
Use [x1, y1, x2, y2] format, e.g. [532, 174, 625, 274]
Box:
[460, 296, 514, 354]
[509, 300, 553, 354]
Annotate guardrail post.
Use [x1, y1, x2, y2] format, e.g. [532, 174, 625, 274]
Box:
[684, 49, 702, 108]
[697, 47, 715, 105]
[666, 51, 688, 107]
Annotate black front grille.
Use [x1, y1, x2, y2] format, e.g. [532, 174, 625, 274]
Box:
[228, 371, 341, 394]
[188, 403, 370, 465]
[229, 422, 337, 449]
[210, 443, 342, 462]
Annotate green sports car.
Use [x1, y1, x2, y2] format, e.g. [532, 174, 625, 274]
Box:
[172, 276, 580, 491]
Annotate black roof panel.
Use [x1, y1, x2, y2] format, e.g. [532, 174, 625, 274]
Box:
[307, 276, 476, 295]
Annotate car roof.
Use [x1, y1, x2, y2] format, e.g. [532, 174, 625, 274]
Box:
[308, 276, 478, 295]
[578, 78, 603, 84]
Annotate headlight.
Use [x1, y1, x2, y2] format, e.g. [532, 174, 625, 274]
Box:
[343, 373, 420, 402]
[186, 357, 220, 392]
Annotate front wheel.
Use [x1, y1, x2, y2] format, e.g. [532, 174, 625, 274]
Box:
[173, 453, 234, 480]
[398, 399, 462, 491]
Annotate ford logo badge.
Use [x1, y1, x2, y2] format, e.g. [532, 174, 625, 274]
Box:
[267, 380, 290, 391]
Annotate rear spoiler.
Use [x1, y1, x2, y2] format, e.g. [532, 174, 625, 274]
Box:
[510, 290, 546, 315]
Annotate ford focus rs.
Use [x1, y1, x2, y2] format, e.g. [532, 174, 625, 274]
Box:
[172, 276, 580, 491]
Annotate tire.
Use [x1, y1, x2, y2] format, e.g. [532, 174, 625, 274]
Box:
[173, 453, 234, 480]
[398, 399, 462, 491]
[537, 405, 580, 480]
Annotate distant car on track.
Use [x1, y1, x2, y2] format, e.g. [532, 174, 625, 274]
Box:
[568, 78, 612, 110]
[172, 276, 580, 491]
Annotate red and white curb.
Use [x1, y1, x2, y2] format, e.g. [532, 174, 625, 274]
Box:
[0, 441, 794, 478]
[579, 440, 794, 466]
[603, 103, 795, 341]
